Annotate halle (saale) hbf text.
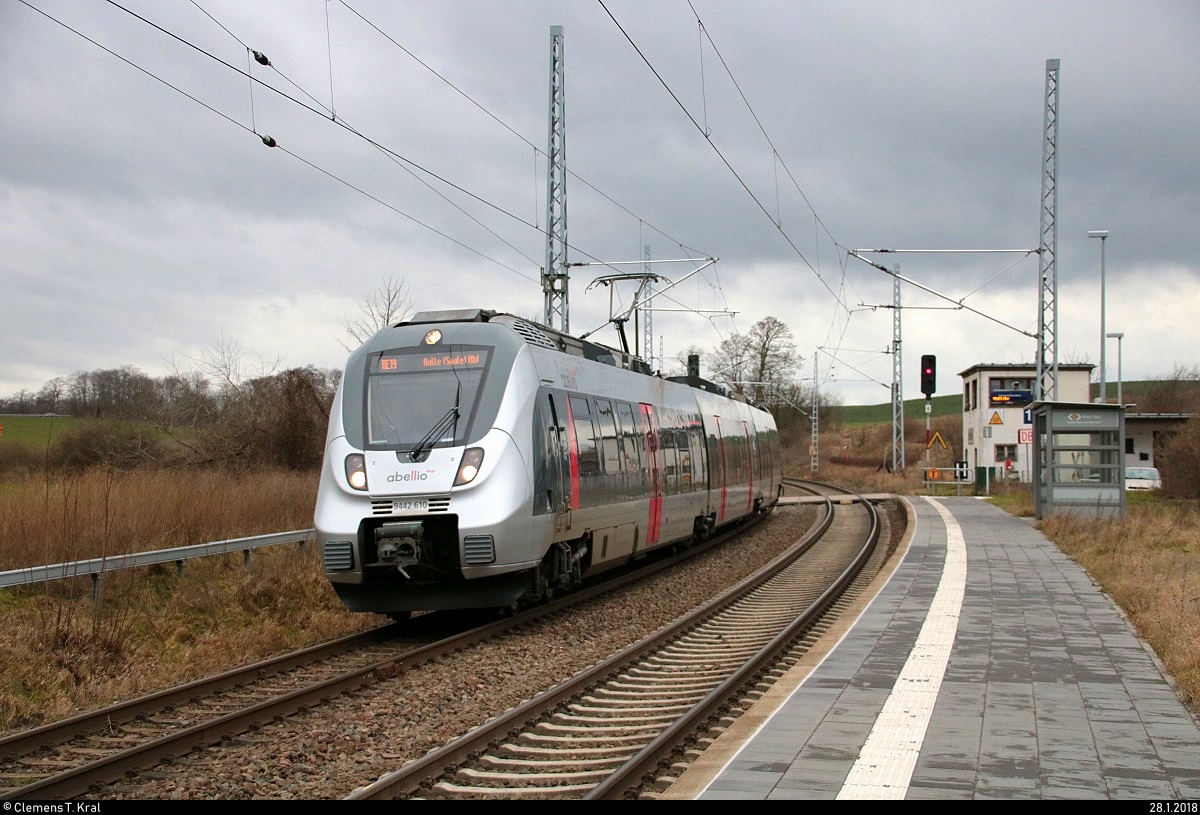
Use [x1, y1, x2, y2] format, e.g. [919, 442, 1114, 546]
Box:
[422, 353, 481, 367]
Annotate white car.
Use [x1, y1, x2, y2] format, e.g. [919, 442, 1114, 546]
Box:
[1125, 466, 1162, 491]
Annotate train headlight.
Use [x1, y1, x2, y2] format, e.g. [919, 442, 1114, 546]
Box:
[454, 447, 484, 486]
[344, 453, 368, 491]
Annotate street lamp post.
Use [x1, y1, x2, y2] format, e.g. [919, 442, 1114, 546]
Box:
[1107, 331, 1124, 405]
[1089, 230, 1110, 402]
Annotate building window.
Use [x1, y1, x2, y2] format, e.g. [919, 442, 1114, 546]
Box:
[1125, 437, 1134, 454]
[995, 444, 1017, 463]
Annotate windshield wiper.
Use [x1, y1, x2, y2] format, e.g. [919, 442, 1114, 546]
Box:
[408, 381, 461, 462]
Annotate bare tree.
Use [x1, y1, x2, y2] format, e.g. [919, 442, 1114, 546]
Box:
[712, 333, 754, 395]
[188, 333, 281, 396]
[711, 316, 800, 402]
[88, 366, 159, 420]
[746, 316, 800, 403]
[36, 377, 67, 414]
[340, 276, 413, 351]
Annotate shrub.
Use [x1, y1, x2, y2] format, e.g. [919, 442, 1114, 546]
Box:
[1161, 417, 1200, 499]
[50, 420, 165, 471]
[0, 440, 46, 475]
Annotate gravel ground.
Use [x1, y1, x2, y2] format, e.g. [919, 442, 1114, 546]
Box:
[99, 504, 835, 800]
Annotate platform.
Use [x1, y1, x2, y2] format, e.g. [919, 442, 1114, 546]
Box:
[663, 495, 1200, 800]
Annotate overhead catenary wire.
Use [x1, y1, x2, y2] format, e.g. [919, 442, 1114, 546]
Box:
[20, 0, 536, 283]
[681, 3, 1049, 398]
[334, 1, 741, 338]
[338, 0, 713, 264]
[35, 0, 740, 350]
[74, 0, 649, 280]
[688, 1, 842, 255]
[324, 0, 337, 121]
[33, 0, 884, 392]
[28, 0, 741, 366]
[99, 0, 543, 242]
[32, 0, 766, 361]
[187, 0, 543, 271]
[177, 0, 726, 310]
[602, 0, 884, 397]
[600, 0, 848, 312]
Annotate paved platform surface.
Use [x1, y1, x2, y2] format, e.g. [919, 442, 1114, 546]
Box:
[662, 495, 1200, 800]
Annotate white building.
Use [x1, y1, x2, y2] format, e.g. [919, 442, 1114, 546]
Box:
[1123, 413, 1190, 469]
[959, 363, 1093, 483]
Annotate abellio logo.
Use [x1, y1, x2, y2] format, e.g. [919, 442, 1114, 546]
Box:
[387, 470, 431, 483]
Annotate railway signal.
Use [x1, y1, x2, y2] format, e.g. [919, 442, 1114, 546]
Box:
[920, 355, 936, 397]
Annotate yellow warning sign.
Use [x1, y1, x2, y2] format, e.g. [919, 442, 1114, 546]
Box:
[989, 411, 1003, 425]
[927, 431, 949, 450]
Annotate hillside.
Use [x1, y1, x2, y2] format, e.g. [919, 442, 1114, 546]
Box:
[839, 379, 1200, 426]
[840, 394, 960, 426]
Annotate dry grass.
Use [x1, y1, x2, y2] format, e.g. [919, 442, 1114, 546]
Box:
[0, 542, 381, 732]
[3, 436, 1198, 734]
[0, 468, 322, 571]
[0, 468, 382, 733]
[1038, 501, 1200, 712]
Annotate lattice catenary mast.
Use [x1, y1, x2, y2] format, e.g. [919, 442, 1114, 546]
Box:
[1036, 58, 1060, 400]
[890, 269, 905, 473]
[542, 26, 569, 332]
[642, 244, 654, 369]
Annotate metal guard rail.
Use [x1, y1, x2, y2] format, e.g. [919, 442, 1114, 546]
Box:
[0, 529, 316, 595]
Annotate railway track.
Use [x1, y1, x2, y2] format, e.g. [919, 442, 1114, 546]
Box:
[0, 503, 788, 801]
[348, 479, 888, 800]
[0, 617, 467, 800]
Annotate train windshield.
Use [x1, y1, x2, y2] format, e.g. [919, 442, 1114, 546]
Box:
[365, 347, 492, 450]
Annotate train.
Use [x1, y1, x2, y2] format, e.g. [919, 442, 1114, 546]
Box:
[314, 307, 783, 618]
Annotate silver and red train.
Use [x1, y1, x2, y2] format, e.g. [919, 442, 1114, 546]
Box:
[315, 308, 782, 617]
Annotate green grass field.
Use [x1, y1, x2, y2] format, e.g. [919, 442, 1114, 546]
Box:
[0, 414, 79, 450]
[838, 379, 1195, 425]
[839, 394, 961, 425]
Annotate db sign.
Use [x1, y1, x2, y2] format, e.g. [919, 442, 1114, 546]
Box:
[1018, 428, 1033, 444]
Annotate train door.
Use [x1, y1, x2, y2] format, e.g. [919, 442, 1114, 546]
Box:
[640, 403, 663, 545]
[712, 415, 728, 523]
[542, 391, 571, 533]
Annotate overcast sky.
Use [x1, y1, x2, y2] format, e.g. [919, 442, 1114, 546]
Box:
[3, 0, 1197, 407]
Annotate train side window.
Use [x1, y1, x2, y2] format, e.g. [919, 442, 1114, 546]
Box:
[675, 414, 695, 492]
[595, 398, 620, 476]
[686, 413, 705, 491]
[660, 408, 679, 495]
[619, 400, 648, 492]
[568, 395, 601, 479]
[708, 417, 724, 489]
[732, 429, 746, 482]
[616, 401, 643, 474]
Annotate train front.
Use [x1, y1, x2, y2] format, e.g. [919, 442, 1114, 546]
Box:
[315, 310, 541, 615]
